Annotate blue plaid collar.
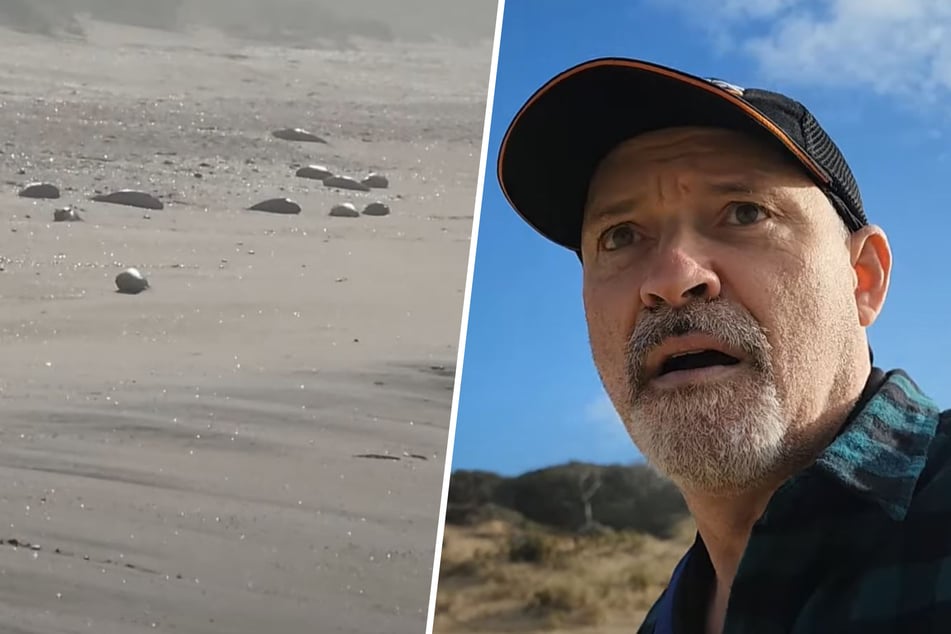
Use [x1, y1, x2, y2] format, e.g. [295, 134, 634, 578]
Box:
[813, 369, 941, 521]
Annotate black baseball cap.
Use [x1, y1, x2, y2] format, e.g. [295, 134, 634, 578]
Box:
[497, 57, 869, 256]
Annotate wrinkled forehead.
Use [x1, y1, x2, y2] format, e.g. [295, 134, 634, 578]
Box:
[587, 126, 807, 196]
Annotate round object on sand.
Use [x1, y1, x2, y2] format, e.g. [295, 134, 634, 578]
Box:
[272, 128, 327, 143]
[19, 182, 60, 199]
[323, 176, 371, 192]
[91, 190, 164, 210]
[53, 206, 82, 222]
[329, 203, 359, 218]
[296, 165, 334, 180]
[249, 198, 302, 215]
[115, 268, 149, 294]
[362, 202, 391, 217]
[361, 173, 389, 189]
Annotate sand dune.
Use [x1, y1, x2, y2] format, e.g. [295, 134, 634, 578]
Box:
[0, 18, 489, 633]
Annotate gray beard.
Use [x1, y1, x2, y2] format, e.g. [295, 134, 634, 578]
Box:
[616, 298, 791, 493]
[624, 369, 789, 494]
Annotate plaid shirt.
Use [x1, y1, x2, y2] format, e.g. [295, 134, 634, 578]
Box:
[638, 367, 950, 634]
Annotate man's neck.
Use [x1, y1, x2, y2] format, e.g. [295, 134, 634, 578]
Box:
[686, 486, 775, 632]
[687, 490, 772, 574]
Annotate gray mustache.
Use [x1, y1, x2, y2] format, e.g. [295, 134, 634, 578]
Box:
[626, 299, 772, 390]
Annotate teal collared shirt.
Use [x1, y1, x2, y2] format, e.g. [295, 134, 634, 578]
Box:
[639, 368, 950, 634]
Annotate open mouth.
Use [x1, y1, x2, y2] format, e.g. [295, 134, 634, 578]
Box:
[657, 349, 741, 377]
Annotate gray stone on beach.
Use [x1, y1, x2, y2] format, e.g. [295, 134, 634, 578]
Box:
[272, 128, 327, 143]
[19, 182, 60, 199]
[323, 175, 371, 192]
[329, 203, 359, 218]
[115, 267, 149, 295]
[296, 164, 334, 180]
[91, 190, 164, 210]
[53, 206, 82, 222]
[362, 202, 391, 217]
[249, 198, 301, 215]
[361, 173, 389, 189]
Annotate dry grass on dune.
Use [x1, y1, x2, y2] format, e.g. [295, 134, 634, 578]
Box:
[433, 517, 697, 633]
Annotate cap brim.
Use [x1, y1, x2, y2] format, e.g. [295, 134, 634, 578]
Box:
[497, 58, 830, 253]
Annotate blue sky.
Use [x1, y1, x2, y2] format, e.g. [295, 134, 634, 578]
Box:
[450, 0, 951, 477]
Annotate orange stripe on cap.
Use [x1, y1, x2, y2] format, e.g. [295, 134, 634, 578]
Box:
[497, 58, 833, 216]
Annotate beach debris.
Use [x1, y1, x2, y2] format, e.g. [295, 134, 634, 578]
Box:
[272, 128, 327, 143]
[53, 206, 82, 222]
[362, 201, 391, 217]
[323, 175, 370, 192]
[296, 164, 334, 181]
[329, 203, 359, 217]
[361, 172, 389, 189]
[19, 182, 60, 199]
[353, 451, 427, 462]
[91, 190, 164, 210]
[115, 267, 149, 294]
[249, 197, 301, 215]
[354, 453, 401, 461]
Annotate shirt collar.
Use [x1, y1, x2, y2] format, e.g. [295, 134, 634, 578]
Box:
[812, 368, 942, 521]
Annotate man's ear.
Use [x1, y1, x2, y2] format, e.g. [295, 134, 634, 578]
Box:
[850, 225, 891, 327]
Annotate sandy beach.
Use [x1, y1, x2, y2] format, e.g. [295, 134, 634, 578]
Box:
[0, 16, 490, 634]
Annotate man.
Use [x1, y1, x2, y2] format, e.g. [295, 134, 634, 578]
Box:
[496, 58, 950, 634]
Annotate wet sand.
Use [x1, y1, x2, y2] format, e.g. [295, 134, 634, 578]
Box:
[0, 19, 490, 633]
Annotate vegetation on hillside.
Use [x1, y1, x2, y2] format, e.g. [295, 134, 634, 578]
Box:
[447, 462, 690, 538]
[435, 463, 695, 633]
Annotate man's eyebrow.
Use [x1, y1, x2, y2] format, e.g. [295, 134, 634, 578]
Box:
[584, 195, 645, 225]
[706, 180, 757, 196]
[584, 180, 762, 224]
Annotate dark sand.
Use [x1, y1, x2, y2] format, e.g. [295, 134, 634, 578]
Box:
[0, 18, 491, 633]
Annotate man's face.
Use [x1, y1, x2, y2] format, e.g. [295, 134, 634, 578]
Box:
[579, 127, 883, 494]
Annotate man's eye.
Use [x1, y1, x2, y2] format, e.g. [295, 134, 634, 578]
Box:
[725, 202, 767, 225]
[600, 223, 640, 251]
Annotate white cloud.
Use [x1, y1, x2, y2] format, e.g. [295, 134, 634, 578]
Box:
[687, 0, 798, 21]
[651, 0, 951, 106]
[582, 393, 643, 460]
[584, 392, 622, 426]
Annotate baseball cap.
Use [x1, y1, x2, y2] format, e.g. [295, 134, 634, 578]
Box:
[497, 57, 869, 255]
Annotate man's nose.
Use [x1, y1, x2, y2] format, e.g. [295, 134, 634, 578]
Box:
[639, 241, 721, 309]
